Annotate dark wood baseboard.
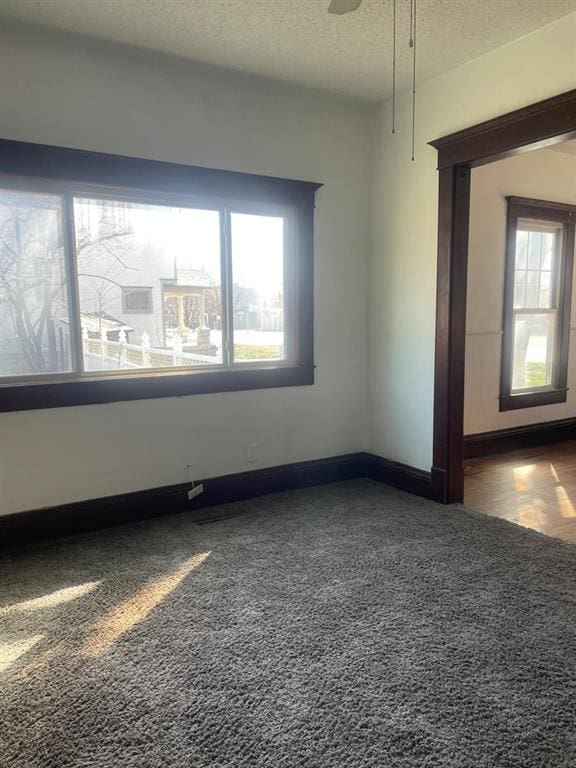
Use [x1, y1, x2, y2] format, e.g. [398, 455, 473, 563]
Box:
[0, 452, 435, 547]
[430, 465, 449, 504]
[463, 418, 576, 459]
[365, 454, 435, 500]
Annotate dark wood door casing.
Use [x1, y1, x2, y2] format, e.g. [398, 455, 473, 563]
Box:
[430, 89, 576, 503]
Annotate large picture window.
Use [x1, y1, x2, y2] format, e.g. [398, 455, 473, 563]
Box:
[500, 197, 576, 411]
[0, 140, 319, 411]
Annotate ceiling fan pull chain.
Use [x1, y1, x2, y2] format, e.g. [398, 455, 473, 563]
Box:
[411, 0, 417, 161]
[392, 0, 397, 134]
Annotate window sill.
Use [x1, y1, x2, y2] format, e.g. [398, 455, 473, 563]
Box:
[499, 388, 568, 412]
[0, 365, 315, 413]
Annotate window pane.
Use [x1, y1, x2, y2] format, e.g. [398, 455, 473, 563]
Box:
[515, 230, 528, 269]
[513, 270, 526, 308]
[0, 189, 73, 377]
[231, 213, 285, 362]
[512, 313, 555, 390]
[74, 198, 222, 371]
[527, 231, 542, 270]
[539, 270, 551, 308]
[525, 270, 540, 308]
[541, 232, 554, 271]
[515, 223, 561, 312]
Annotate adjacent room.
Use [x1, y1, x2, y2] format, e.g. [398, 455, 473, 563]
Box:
[464, 139, 576, 542]
[1, 2, 575, 766]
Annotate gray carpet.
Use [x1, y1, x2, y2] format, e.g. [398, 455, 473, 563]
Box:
[1, 480, 576, 767]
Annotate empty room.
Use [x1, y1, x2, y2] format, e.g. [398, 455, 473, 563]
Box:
[464, 141, 576, 541]
[0, 1, 575, 766]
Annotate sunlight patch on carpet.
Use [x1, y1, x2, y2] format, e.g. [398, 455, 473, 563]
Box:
[0, 635, 44, 673]
[0, 581, 101, 616]
[80, 552, 211, 658]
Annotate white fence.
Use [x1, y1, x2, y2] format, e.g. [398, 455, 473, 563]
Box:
[83, 329, 215, 369]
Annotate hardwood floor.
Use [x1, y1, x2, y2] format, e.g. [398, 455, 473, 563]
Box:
[464, 439, 576, 543]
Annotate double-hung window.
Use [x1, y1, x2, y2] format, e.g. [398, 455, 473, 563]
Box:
[500, 197, 576, 411]
[0, 140, 320, 411]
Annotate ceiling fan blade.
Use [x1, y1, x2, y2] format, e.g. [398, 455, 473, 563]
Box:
[328, 0, 363, 15]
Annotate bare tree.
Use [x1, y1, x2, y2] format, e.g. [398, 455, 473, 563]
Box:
[0, 196, 134, 375]
[0, 204, 65, 373]
[76, 231, 137, 336]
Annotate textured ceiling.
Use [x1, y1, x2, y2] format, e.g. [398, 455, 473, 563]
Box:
[0, 0, 574, 102]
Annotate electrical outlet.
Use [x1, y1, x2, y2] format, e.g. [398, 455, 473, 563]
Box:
[245, 443, 258, 464]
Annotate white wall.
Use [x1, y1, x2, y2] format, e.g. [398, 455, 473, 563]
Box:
[2, 11, 576, 513]
[465, 149, 576, 435]
[369, 12, 576, 470]
[0, 22, 371, 514]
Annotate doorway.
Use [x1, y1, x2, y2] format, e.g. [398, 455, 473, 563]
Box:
[461, 140, 576, 540]
[430, 89, 576, 504]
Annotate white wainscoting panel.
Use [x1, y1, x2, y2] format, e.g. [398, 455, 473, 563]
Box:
[465, 329, 576, 435]
[464, 331, 502, 435]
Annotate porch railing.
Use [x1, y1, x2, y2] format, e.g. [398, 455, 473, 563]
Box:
[83, 329, 215, 369]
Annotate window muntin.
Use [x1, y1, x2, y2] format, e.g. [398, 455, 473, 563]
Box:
[0, 185, 293, 384]
[0, 188, 73, 378]
[510, 220, 562, 393]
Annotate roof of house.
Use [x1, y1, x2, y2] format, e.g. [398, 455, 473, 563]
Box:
[81, 311, 133, 333]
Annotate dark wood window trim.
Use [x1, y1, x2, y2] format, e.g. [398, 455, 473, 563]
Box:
[429, 88, 576, 504]
[500, 197, 576, 411]
[0, 139, 321, 413]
